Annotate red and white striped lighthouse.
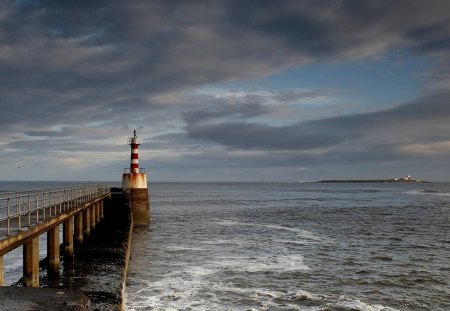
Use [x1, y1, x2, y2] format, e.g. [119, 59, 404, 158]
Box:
[129, 130, 140, 173]
[122, 129, 151, 224]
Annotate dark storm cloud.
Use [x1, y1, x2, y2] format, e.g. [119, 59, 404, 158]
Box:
[1, 0, 449, 130]
[186, 121, 356, 150]
[183, 99, 270, 124]
[186, 90, 450, 151]
[1, 0, 450, 180]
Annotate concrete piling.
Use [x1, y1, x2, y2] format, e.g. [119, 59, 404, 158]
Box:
[23, 237, 39, 287]
[90, 206, 96, 230]
[0, 256, 3, 286]
[83, 209, 90, 237]
[47, 225, 60, 275]
[74, 212, 83, 245]
[63, 218, 74, 257]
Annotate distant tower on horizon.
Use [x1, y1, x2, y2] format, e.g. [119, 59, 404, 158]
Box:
[122, 129, 151, 224]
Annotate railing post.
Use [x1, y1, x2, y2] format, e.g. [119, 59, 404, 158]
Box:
[35, 193, 39, 224]
[23, 237, 39, 287]
[6, 197, 10, 236]
[17, 195, 21, 230]
[63, 217, 74, 257]
[59, 191, 62, 214]
[47, 225, 60, 275]
[0, 255, 4, 286]
[27, 195, 31, 227]
[43, 193, 46, 220]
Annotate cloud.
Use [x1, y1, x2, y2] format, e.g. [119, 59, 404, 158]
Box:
[186, 121, 355, 151]
[186, 89, 450, 153]
[1, 1, 450, 180]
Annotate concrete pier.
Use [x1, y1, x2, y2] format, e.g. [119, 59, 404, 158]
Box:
[40, 189, 132, 310]
[0, 287, 90, 311]
[0, 188, 132, 310]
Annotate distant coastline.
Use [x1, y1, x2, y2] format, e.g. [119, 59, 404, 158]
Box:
[318, 175, 430, 184]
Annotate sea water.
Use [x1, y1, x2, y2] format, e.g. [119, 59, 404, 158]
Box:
[1, 181, 449, 310]
[125, 182, 449, 311]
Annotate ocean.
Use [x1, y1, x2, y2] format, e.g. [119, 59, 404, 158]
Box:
[125, 182, 449, 311]
[1, 181, 449, 310]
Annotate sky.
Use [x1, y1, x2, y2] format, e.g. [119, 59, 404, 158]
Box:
[1, 0, 450, 182]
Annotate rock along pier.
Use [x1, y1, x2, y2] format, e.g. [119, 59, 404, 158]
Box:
[0, 130, 151, 310]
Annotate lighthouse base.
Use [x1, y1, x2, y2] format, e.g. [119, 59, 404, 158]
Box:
[130, 188, 151, 224]
[122, 173, 151, 224]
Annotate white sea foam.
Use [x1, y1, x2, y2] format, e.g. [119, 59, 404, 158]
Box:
[406, 189, 450, 197]
[215, 219, 326, 242]
[200, 238, 249, 246]
[213, 253, 310, 272]
[333, 295, 401, 311]
[165, 245, 204, 251]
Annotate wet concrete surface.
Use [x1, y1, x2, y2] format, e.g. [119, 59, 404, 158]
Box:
[9, 189, 132, 311]
[0, 286, 90, 310]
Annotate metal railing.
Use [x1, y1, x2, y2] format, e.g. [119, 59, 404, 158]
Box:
[0, 184, 110, 236]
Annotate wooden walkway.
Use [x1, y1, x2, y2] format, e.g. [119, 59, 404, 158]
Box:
[0, 185, 111, 286]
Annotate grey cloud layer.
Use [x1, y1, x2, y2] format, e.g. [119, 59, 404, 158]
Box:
[1, 0, 450, 180]
[186, 90, 450, 151]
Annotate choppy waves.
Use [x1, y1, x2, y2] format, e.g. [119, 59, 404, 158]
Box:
[125, 182, 450, 311]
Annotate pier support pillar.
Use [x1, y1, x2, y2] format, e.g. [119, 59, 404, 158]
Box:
[23, 237, 39, 287]
[95, 202, 101, 224]
[74, 212, 83, 244]
[83, 208, 90, 237]
[63, 218, 74, 257]
[100, 200, 104, 219]
[47, 225, 60, 275]
[90, 205, 96, 230]
[0, 256, 3, 286]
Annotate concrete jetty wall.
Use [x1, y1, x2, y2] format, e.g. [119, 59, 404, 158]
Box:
[0, 188, 133, 311]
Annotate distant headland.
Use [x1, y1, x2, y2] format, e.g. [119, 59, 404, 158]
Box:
[318, 175, 430, 183]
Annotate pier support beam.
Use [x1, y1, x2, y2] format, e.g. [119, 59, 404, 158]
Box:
[0, 256, 3, 286]
[63, 218, 74, 257]
[95, 202, 101, 224]
[100, 200, 104, 219]
[83, 209, 90, 237]
[90, 206, 96, 230]
[74, 212, 83, 244]
[23, 237, 39, 287]
[47, 225, 60, 275]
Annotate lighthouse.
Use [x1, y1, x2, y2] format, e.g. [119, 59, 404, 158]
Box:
[122, 130, 151, 224]
[129, 129, 140, 173]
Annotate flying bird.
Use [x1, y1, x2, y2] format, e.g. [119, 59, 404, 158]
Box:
[17, 165, 23, 169]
